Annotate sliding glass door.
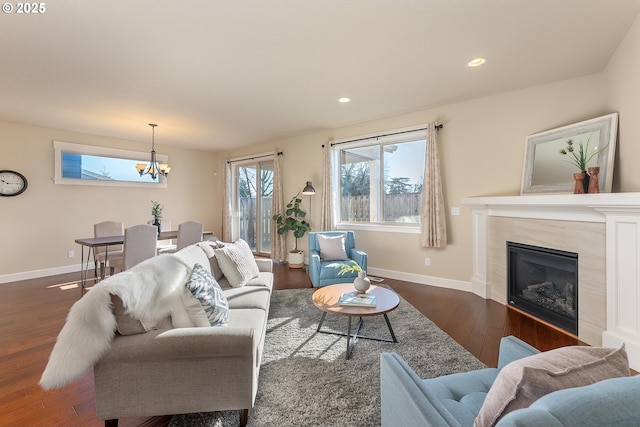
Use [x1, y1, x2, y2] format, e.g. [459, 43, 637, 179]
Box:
[234, 160, 273, 255]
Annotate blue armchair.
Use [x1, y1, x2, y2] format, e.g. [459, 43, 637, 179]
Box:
[380, 336, 640, 427]
[308, 231, 368, 288]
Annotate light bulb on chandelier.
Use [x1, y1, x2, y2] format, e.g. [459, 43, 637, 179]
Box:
[135, 123, 170, 180]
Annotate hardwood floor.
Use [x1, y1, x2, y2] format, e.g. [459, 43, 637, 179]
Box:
[0, 262, 579, 427]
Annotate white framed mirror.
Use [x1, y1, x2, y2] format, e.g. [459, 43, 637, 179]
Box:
[521, 113, 618, 195]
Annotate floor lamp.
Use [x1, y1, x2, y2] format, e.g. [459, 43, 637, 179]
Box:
[302, 181, 316, 226]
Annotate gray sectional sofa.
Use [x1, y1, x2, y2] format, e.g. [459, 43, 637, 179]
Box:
[93, 240, 273, 427]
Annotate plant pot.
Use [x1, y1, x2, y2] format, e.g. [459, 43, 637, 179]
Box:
[288, 250, 304, 269]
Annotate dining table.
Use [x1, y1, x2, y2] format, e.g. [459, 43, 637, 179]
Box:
[75, 230, 214, 294]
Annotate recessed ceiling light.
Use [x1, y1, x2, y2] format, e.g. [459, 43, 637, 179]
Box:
[467, 58, 486, 67]
[338, 97, 351, 103]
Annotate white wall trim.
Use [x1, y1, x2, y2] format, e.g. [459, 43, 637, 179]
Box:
[0, 264, 82, 285]
[367, 267, 472, 293]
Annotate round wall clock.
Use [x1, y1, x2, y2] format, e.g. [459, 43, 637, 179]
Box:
[0, 170, 28, 197]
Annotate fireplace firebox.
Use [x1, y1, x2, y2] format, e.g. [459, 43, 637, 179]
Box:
[507, 241, 578, 335]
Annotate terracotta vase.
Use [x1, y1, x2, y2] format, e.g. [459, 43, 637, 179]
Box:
[588, 166, 600, 193]
[573, 172, 586, 194]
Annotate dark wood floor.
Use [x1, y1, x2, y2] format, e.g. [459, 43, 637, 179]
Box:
[0, 262, 579, 427]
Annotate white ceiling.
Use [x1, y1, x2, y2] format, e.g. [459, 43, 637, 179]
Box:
[1, 0, 639, 151]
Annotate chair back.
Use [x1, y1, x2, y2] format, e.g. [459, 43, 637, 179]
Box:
[308, 231, 356, 253]
[122, 224, 158, 269]
[94, 221, 124, 254]
[176, 221, 204, 250]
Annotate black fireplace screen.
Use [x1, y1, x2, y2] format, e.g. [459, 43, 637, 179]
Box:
[507, 241, 578, 335]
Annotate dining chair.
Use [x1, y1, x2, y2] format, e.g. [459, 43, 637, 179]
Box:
[93, 221, 124, 280]
[110, 224, 158, 273]
[176, 221, 204, 251]
[147, 218, 177, 254]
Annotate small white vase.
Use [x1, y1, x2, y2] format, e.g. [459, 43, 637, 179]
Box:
[353, 271, 371, 293]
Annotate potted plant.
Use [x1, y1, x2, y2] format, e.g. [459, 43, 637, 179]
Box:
[273, 193, 311, 268]
[559, 136, 607, 193]
[151, 200, 163, 235]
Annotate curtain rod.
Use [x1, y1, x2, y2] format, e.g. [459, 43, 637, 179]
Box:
[227, 151, 282, 164]
[328, 123, 443, 147]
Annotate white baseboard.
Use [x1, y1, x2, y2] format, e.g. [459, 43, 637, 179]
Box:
[367, 267, 472, 293]
[0, 264, 82, 285]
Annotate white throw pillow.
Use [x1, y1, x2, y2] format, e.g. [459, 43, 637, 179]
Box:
[213, 239, 260, 287]
[317, 233, 348, 260]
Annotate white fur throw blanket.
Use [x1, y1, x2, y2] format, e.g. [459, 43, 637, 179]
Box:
[39, 254, 192, 390]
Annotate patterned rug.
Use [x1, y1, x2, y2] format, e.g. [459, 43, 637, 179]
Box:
[170, 286, 485, 427]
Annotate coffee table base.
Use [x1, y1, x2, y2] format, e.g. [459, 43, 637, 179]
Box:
[316, 311, 398, 360]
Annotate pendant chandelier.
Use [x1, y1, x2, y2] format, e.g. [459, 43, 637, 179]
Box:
[136, 123, 170, 180]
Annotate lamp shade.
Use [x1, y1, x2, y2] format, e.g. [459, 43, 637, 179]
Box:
[302, 181, 316, 195]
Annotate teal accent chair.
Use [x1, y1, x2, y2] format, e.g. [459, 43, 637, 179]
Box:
[380, 335, 640, 427]
[308, 231, 367, 288]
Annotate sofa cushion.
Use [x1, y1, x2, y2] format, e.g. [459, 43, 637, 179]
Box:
[224, 273, 273, 310]
[214, 239, 260, 287]
[474, 345, 629, 427]
[183, 263, 229, 327]
[317, 233, 348, 260]
[174, 244, 211, 273]
[196, 241, 225, 281]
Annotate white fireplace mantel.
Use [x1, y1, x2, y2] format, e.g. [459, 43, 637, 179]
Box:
[462, 192, 640, 371]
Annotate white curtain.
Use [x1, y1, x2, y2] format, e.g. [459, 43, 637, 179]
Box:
[271, 152, 286, 261]
[320, 142, 334, 231]
[222, 161, 232, 242]
[420, 123, 447, 247]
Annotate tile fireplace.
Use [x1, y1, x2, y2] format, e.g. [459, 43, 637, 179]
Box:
[462, 192, 640, 371]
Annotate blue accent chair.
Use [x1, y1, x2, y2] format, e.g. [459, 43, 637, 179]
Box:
[308, 231, 368, 288]
[380, 335, 640, 427]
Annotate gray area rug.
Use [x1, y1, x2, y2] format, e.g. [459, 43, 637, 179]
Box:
[170, 287, 486, 427]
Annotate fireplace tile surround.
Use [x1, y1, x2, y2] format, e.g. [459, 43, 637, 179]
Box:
[462, 193, 640, 371]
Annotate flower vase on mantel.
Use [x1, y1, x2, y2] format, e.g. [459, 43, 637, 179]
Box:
[588, 166, 600, 193]
[353, 271, 371, 294]
[573, 172, 586, 194]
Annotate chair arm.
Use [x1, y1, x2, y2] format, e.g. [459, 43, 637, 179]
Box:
[102, 327, 255, 363]
[497, 336, 540, 370]
[380, 353, 453, 427]
[349, 249, 368, 272]
[255, 258, 273, 273]
[308, 249, 321, 287]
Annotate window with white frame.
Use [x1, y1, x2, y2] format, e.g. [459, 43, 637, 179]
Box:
[332, 127, 426, 230]
[53, 141, 168, 188]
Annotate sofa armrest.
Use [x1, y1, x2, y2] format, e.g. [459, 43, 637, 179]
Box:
[497, 335, 540, 369]
[308, 249, 321, 287]
[255, 258, 272, 273]
[349, 249, 368, 272]
[102, 327, 256, 362]
[380, 352, 453, 427]
[496, 376, 640, 427]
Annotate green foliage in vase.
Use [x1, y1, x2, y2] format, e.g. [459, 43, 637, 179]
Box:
[558, 136, 607, 172]
[334, 260, 363, 276]
[151, 200, 163, 221]
[272, 193, 311, 251]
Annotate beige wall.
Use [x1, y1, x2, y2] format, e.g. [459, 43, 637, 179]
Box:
[221, 15, 640, 285]
[0, 121, 219, 280]
[3, 16, 639, 286]
[223, 75, 606, 283]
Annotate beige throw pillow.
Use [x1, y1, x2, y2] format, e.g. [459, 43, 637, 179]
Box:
[317, 233, 348, 260]
[213, 239, 260, 287]
[474, 345, 629, 427]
